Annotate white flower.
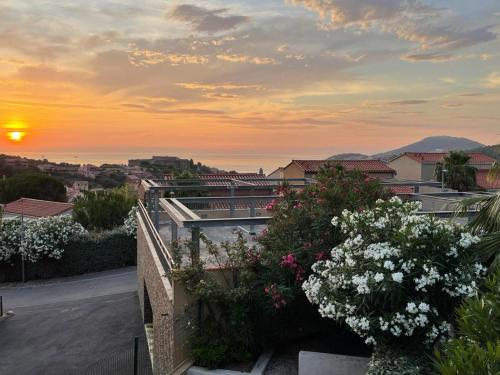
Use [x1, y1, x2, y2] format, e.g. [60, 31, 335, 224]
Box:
[374, 273, 384, 282]
[383, 260, 395, 270]
[406, 302, 418, 314]
[331, 216, 339, 227]
[418, 302, 430, 313]
[392, 272, 403, 283]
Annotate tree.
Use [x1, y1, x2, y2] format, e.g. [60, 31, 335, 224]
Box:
[435, 151, 477, 191]
[0, 173, 67, 203]
[73, 187, 136, 231]
[455, 162, 500, 271]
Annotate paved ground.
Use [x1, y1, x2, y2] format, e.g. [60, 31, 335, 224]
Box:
[0, 268, 148, 375]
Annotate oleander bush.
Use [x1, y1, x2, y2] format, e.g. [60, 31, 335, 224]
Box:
[367, 348, 432, 375]
[258, 164, 391, 312]
[303, 197, 486, 349]
[0, 208, 138, 282]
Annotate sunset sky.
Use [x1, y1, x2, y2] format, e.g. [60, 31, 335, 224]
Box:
[1, 0, 499, 171]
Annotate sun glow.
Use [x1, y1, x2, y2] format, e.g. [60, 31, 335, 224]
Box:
[6, 131, 27, 142]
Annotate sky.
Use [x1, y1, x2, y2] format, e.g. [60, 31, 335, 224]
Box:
[0, 0, 499, 171]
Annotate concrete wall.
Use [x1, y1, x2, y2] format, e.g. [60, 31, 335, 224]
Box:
[421, 163, 437, 181]
[137, 215, 192, 375]
[388, 156, 422, 180]
[283, 163, 306, 179]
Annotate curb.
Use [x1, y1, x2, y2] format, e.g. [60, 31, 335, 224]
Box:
[0, 311, 15, 322]
[187, 349, 274, 375]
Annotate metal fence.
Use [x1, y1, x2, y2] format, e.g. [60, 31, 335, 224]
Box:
[76, 337, 153, 375]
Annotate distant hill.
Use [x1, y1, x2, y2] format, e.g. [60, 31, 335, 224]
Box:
[328, 153, 370, 160]
[373, 136, 484, 161]
[472, 144, 500, 160]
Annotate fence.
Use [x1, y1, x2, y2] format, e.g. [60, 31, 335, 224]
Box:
[76, 337, 153, 375]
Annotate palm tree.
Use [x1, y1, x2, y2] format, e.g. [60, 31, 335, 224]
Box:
[435, 151, 477, 191]
[455, 162, 500, 271]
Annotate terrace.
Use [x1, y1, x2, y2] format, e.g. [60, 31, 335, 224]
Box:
[135, 175, 494, 374]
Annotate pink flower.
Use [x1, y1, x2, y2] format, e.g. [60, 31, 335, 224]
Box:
[281, 254, 297, 268]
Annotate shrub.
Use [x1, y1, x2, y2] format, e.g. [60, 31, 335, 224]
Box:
[0, 216, 86, 263]
[258, 164, 392, 309]
[434, 268, 500, 374]
[0, 173, 67, 203]
[0, 228, 136, 282]
[303, 197, 486, 349]
[124, 206, 138, 238]
[73, 186, 136, 230]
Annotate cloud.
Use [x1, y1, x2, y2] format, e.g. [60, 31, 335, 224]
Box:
[128, 48, 209, 66]
[439, 77, 456, 84]
[169, 4, 249, 33]
[15, 65, 90, 83]
[389, 99, 429, 105]
[287, 0, 433, 29]
[485, 72, 500, 88]
[216, 53, 278, 65]
[176, 82, 263, 91]
[401, 52, 456, 62]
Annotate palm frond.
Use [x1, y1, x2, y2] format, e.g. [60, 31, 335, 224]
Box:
[474, 232, 500, 272]
[468, 193, 500, 234]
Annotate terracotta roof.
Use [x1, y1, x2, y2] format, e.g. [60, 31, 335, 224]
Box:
[3, 198, 73, 218]
[164, 173, 273, 187]
[399, 152, 496, 164]
[476, 170, 500, 190]
[290, 160, 396, 174]
[389, 185, 415, 195]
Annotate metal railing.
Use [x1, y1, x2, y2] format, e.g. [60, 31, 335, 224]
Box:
[138, 200, 175, 274]
[76, 337, 152, 375]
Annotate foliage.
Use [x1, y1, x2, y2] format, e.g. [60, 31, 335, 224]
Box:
[303, 197, 486, 349]
[435, 151, 477, 191]
[94, 171, 127, 189]
[0, 173, 67, 203]
[258, 164, 392, 309]
[172, 234, 259, 368]
[0, 216, 86, 263]
[455, 176, 500, 272]
[434, 268, 500, 375]
[123, 206, 138, 238]
[0, 228, 136, 282]
[73, 185, 137, 230]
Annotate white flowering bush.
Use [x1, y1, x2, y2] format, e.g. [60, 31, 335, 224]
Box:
[123, 206, 138, 238]
[0, 219, 23, 262]
[0, 217, 86, 263]
[303, 197, 486, 348]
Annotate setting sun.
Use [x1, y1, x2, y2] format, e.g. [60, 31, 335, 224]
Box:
[7, 131, 26, 142]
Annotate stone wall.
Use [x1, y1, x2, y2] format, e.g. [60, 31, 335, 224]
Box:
[137, 215, 192, 375]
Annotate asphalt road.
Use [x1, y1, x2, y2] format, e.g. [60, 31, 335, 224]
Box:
[0, 268, 149, 375]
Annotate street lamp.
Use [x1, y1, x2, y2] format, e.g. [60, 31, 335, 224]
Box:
[441, 168, 448, 192]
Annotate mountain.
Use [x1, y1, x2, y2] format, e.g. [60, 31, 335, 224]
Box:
[472, 144, 500, 160]
[328, 153, 370, 160]
[373, 136, 484, 160]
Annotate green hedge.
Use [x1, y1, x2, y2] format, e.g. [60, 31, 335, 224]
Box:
[0, 230, 136, 282]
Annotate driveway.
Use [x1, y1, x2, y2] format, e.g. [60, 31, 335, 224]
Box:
[0, 268, 150, 375]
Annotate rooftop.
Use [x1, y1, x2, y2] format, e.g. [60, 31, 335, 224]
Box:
[289, 159, 396, 174]
[398, 152, 496, 164]
[3, 198, 74, 218]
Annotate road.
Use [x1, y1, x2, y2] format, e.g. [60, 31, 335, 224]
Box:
[0, 268, 150, 375]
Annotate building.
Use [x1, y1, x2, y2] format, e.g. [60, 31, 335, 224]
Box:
[267, 167, 284, 179]
[79, 164, 102, 179]
[282, 160, 396, 180]
[162, 173, 274, 197]
[129, 156, 191, 170]
[38, 163, 80, 175]
[388, 152, 496, 181]
[476, 170, 500, 190]
[2, 198, 74, 219]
